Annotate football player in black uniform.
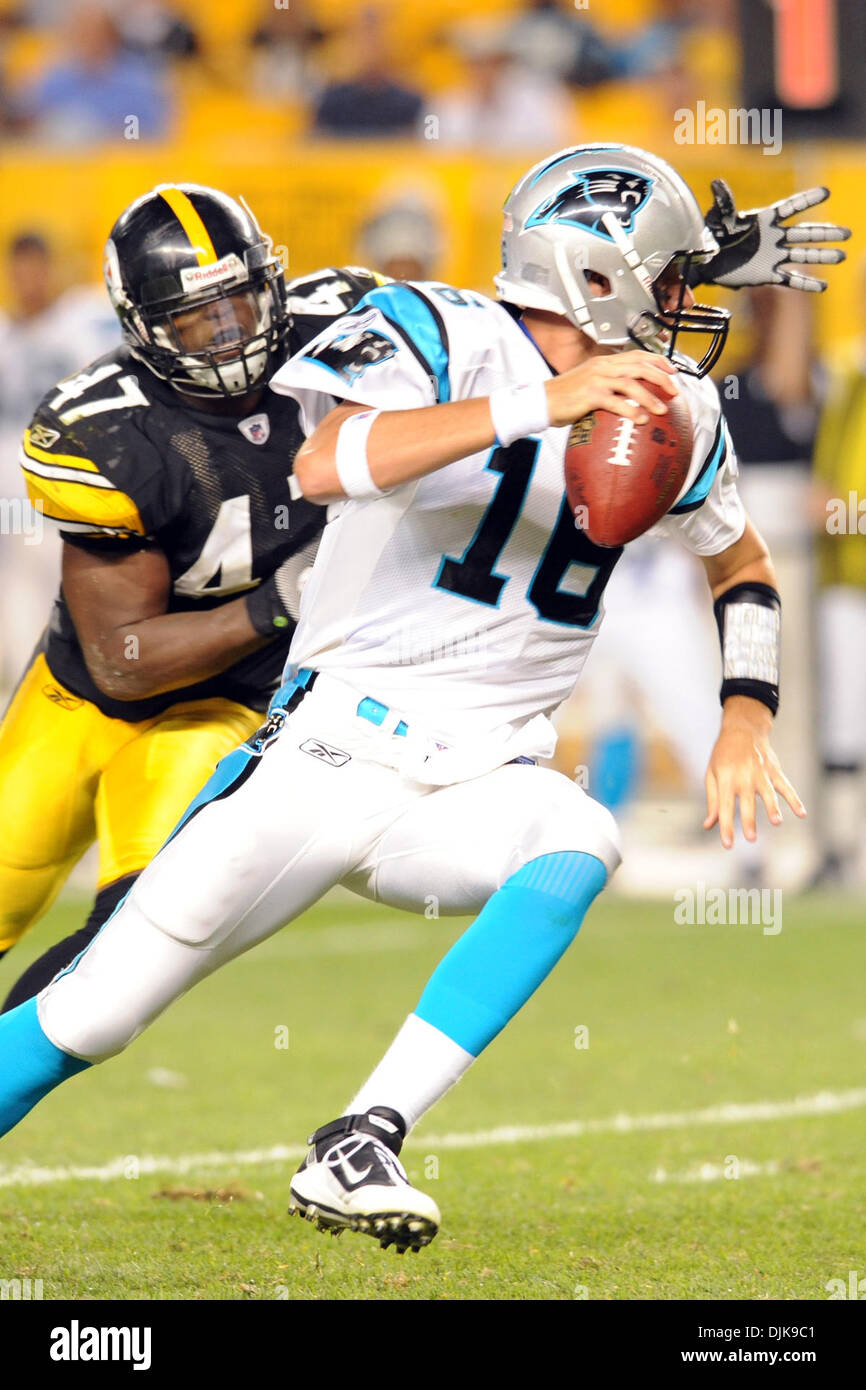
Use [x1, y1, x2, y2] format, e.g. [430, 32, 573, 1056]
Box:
[0, 182, 382, 1008]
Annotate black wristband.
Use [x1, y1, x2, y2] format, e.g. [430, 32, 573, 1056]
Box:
[245, 574, 295, 639]
[713, 581, 781, 716]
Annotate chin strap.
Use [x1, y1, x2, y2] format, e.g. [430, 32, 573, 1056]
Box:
[553, 240, 595, 336]
[601, 210, 656, 299]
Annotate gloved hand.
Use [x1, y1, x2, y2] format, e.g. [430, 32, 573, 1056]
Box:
[689, 179, 850, 292]
[245, 539, 319, 637]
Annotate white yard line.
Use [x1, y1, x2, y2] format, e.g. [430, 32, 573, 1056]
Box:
[650, 1158, 782, 1184]
[0, 1086, 862, 1190]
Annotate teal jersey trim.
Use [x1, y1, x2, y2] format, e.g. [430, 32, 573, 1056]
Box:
[669, 418, 726, 514]
[355, 284, 451, 403]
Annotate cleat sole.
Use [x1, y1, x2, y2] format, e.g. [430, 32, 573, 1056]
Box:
[289, 1190, 438, 1252]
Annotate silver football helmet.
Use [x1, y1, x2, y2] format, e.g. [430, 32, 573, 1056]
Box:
[495, 143, 730, 377]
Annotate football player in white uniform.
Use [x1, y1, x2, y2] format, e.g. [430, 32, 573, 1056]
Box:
[0, 146, 847, 1253]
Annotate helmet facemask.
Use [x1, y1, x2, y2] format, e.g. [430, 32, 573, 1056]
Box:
[112, 242, 289, 398]
[627, 252, 730, 378]
[550, 215, 729, 379]
[149, 282, 277, 396]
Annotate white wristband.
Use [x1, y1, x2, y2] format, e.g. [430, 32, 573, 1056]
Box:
[335, 409, 387, 499]
[722, 602, 780, 685]
[488, 382, 550, 447]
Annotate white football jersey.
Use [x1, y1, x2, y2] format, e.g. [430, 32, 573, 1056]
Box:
[270, 282, 745, 759]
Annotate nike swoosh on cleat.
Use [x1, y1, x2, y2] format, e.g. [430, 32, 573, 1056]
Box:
[334, 1155, 373, 1185]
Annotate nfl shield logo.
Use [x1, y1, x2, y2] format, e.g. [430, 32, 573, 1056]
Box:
[238, 413, 270, 445]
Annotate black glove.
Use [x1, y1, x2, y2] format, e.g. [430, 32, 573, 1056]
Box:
[245, 542, 318, 638]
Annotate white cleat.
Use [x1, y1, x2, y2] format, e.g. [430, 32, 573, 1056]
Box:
[288, 1107, 440, 1252]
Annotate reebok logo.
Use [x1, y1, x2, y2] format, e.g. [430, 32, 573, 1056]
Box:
[299, 738, 351, 767]
[28, 423, 60, 449]
[42, 685, 83, 711]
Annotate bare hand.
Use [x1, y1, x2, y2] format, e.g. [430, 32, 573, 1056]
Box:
[545, 350, 679, 429]
[704, 697, 806, 848]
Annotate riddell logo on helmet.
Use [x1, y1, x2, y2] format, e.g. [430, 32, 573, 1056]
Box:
[179, 253, 245, 291]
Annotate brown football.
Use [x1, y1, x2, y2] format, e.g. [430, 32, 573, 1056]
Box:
[563, 382, 693, 548]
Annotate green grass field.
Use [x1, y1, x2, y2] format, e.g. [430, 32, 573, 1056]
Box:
[0, 889, 864, 1301]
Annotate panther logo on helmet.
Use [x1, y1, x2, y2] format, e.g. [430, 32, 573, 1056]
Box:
[525, 169, 653, 242]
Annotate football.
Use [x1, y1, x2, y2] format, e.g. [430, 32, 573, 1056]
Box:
[563, 382, 693, 548]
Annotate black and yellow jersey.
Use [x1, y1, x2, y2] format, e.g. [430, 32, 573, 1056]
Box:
[20, 266, 383, 722]
[813, 342, 866, 590]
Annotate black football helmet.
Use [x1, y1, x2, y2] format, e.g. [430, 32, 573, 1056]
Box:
[103, 183, 289, 398]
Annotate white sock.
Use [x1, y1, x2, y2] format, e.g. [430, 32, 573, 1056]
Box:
[345, 1013, 474, 1133]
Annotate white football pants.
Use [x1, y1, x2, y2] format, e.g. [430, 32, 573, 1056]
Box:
[39, 670, 620, 1061]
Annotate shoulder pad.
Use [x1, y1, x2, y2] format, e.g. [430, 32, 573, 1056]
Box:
[22, 350, 159, 540]
[35, 348, 153, 429]
[287, 266, 391, 349]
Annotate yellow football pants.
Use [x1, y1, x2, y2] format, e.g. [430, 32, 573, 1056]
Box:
[0, 653, 262, 952]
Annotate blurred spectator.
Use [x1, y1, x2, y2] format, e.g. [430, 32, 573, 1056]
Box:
[249, 0, 326, 102]
[811, 266, 866, 885]
[0, 6, 25, 133]
[505, 0, 619, 87]
[720, 287, 821, 889]
[569, 536, 720, 813]
[618, 0, 739, 114]
[614, 0, 695, 79]
[117, 1, 199, 62]
[435, 19, 572, 150]
[13, 1, 171, 143]
[312, 8, 423, 140]
[504, 0, 715, 88]
[358, 195, 442, 282]
[0, 67, 11, 136]
[0, 232, 118, 687]
[720, 287, 820, 465]
[0, 232, 118, 434]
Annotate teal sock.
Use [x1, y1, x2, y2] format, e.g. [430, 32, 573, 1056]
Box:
[0, 998, 90, 1135]
[415, 851, 607, 1056]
